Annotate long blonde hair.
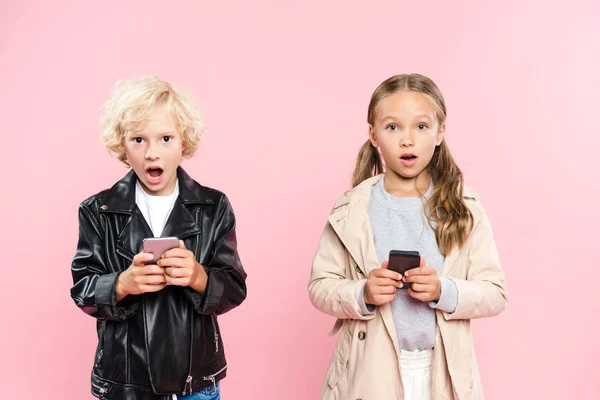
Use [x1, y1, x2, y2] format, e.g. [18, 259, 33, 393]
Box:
[352, 74, 473, 254]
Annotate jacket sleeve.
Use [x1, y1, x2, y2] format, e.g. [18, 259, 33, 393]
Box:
[308, 220, 376, 321]
[184, 195, 247, 315]
[70, 203, 139, 321]
[444, 203, 508, 321]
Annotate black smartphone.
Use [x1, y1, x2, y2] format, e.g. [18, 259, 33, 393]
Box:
[387, 250, 421, 289]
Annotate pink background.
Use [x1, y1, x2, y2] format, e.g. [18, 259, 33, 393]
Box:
[1, 1, 599, 398]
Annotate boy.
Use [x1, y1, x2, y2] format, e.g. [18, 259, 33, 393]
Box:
[71, 76, 247, 399]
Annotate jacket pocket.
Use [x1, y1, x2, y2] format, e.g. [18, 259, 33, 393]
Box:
[326, 320, 352, 389]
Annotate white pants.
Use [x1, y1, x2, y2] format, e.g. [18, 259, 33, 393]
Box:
[400, 349, 432, 400]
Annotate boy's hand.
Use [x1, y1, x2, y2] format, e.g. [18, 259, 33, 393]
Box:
[363, 261, 404, 306]
[158, 240, 208, 294]
[403, 256, 441, 302]
[116, 252, 167, 301]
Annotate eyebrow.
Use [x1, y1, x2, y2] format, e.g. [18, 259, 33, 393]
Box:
[129, 131, 176, 136]
[380, 114, 433, 123]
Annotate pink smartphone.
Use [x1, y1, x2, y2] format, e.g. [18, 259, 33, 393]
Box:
[142, 237, 180, 263]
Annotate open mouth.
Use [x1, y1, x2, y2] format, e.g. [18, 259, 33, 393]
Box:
[145, 167, 164, 184]
[400, 154, 418, 166]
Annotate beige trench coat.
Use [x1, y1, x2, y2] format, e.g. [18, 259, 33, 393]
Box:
[309, 175, 507, 399]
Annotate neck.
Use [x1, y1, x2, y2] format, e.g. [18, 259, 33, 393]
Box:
[383, 170, 431, 198]
[139, 177, 178, 197]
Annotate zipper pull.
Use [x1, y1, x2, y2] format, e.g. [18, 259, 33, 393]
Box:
[182, 375, 193, 395]
[95, 349, 103, 367]
[211, 315, 219, 353]
[203, 375, 216, 393]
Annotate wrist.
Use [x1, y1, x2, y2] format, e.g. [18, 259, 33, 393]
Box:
[190, 263, 208, 294]
[434, 281, 441, 301]
[115, 273, 128, 302]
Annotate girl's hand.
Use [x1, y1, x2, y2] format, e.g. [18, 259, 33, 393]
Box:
[363, 261, 404, 306]
[403, 256, 441, 302]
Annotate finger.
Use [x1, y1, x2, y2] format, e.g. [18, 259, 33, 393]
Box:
[373, 277, 403, 288]
[137, 273, 166, 284]
[408, 288, 429, 302]
[403, 274, 431, 284]
[371, 285, 397, 295]
[138, 264, 166, 275]
[373, 269, 402, 281]
[409, 283, 431, 292]
[165, 276, 190, 286]
[133, 252, 154, 266]
[141, 283, 167, 293]
[165, 267, 191, 278]
[381, 260, 389, 269]
[179, 240, 186, 249]
[420, 256, 426, 267]
[161, 248, 188, 259]
[404, 265, 436, 278]
[158, 257, 190, 269]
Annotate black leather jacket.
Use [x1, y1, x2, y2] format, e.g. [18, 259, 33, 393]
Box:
[70, 168, 247, 399]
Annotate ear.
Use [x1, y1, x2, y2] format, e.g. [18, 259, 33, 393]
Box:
[436, 123, 446, 146]
[368, 124, 378, 148]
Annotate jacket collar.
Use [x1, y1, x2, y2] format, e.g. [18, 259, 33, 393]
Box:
[328, 174, 475, 277]
[100, 167, 215, 214]
[98, 167, 215, 257]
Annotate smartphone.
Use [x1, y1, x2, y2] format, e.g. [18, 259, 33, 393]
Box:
[388, 250, 421, 289]
[143, 237, 180, 263]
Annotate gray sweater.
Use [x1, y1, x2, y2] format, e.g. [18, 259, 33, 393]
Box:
[358, 178, 458, 351]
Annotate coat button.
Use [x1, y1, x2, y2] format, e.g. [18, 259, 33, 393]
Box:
[355, 265, 361, 274]
[100, 205, 108, 210]
[358, 331, 366, 341]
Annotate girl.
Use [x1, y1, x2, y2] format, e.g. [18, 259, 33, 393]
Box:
[309, 74, 507, 400]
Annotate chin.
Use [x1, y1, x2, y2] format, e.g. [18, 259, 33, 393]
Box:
[390, 168, 420, 179]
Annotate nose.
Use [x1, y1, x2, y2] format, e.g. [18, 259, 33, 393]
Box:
[145, 143, 160, 160]
[399, 130, 415, 148]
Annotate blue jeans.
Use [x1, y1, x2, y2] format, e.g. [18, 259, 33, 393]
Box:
[176, 382, 220, 400]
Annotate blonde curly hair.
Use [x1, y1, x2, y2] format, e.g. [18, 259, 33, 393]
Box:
[100, 75, 204, 166]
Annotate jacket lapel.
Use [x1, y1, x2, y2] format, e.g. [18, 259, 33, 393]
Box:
[440, 247, 461, 278]
[99, 167, 209, 260]
[160, 167, 216, 240]
[328, 202, 380, 277]
[328, 175, 403, 360]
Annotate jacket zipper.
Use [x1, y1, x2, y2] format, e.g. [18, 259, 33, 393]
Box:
[195, 209, 201, 257]
[183, 210, 202, 395]
[203, 365, 227, 393]
[95, 349, 103, 368]
[210, 315, 219, 353]
[91, 381, 107, 397]
[182, 308, 195, 395]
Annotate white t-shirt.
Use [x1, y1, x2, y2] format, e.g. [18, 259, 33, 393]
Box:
[135, 180, 180, 237]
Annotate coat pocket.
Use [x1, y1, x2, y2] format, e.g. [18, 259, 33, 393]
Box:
[326, 320, 352, 389]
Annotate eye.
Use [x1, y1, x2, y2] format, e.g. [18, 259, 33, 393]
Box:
[417, 124, 428, 130]
[386, 124, 399, 131]
[162, 136, 172, 143]
[132, 137, 144, 144]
